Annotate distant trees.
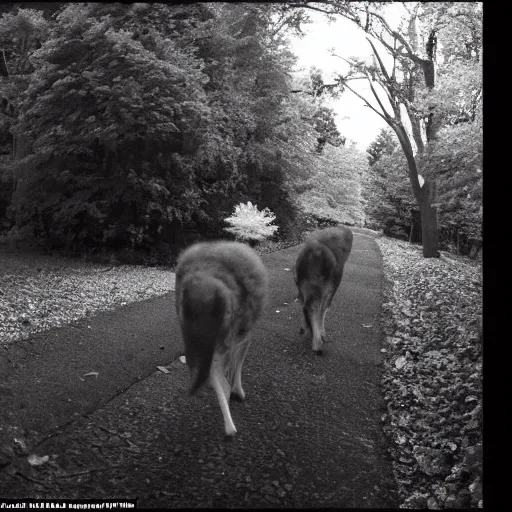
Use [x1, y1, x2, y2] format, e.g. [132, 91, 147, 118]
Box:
[298, 139, 366, 227]
[313, 106, 345, 153]
[363, 128, 414, 239]
[366, 128, 398, 167]
[363, 143, 416, 240]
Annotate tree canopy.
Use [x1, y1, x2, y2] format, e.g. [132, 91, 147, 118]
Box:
[0, 2, 482, 261]
[2, 3, 351, 262]
[287, 1, 482, 257]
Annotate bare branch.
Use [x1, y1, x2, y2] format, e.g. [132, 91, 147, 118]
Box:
[269, 13, 289, 38]
[365, 38, 405, 114]
[341, 79, 389, 124]
[374, 31, 401, 58]
[391, 37, 397, 80]
[1, 49, 9, 77]
[337, 76, 368, 83]
[366, 77, 393, 120]
[330, 53, 353, 66]
[334, 46, 399, 116]
[366, 38, 391, 82]
[360, 7, 424, 64]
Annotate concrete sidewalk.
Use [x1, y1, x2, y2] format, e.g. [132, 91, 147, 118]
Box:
[0, 233, 398, 508]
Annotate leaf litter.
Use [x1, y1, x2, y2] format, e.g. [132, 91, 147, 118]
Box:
[0, 248, 175, 348]
[375, 237, 482, 509]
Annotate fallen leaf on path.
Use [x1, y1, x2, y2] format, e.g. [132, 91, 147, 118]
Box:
[28, 454, 49, 466]
[14, 438, 27, 452]
[179, 356, 186, 364]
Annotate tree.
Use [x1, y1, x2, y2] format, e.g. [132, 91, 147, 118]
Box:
[188, 2, 305, 238]
[313, 106, 345, 153]
[418, 109, 482, 257]
[9, 3, 211, 254]
[287, 1, 482, 258]
[367, 127, 398, 166]
[0, 8, 50, 161]
[362, 146, 416, 239]
[296, 131, 366, 226]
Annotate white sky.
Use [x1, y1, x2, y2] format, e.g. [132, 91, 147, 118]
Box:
[289, 5, 405, 150]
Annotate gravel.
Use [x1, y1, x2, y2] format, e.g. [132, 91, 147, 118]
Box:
[0, 234, 482, 508]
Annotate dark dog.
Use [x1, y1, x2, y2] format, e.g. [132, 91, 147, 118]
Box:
[294, 227, 353, 354]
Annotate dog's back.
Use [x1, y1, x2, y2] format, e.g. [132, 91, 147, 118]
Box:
[294, 226, 353, 353]
[306, 226, 353, 272]
[175, 241, 268, 436]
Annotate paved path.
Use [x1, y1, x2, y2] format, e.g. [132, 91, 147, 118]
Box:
[0, 231, 398, 507]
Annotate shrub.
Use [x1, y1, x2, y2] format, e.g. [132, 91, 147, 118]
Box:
[223, 201, 278, 244]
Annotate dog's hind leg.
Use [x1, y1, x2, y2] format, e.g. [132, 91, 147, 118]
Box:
[320, 287, 333, 342]
[299, 303, 312, 336]
[321, 308, 328, 342]
[322, 273, 342, 342]
[231, 335, 252, 401]
[210, 355, 237, 438]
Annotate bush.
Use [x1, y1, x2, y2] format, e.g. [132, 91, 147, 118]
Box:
[223, 201, 278, 244]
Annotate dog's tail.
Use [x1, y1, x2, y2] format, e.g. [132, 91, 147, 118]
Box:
[179, 274, 229, 396]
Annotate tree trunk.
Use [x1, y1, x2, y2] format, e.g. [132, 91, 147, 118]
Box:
[469, 239, 482, 260]
[391, 122, 438, 257]
[409, 116, 425, 155]
[410, 209, 422, 243]
[419, 180, 439, 258]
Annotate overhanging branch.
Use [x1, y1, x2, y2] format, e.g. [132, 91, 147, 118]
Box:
[366, 38, 391, 82]
[365, 77, 393, 120]
[341, 80, 388, 124]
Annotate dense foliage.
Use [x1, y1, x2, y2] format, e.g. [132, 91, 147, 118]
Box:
[297, 131, 366, 227]
[0, 3, 353, 263]
[364, 114, 482, 255]
[363, 148, 415, 240]
[0, 2, 482, 262]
